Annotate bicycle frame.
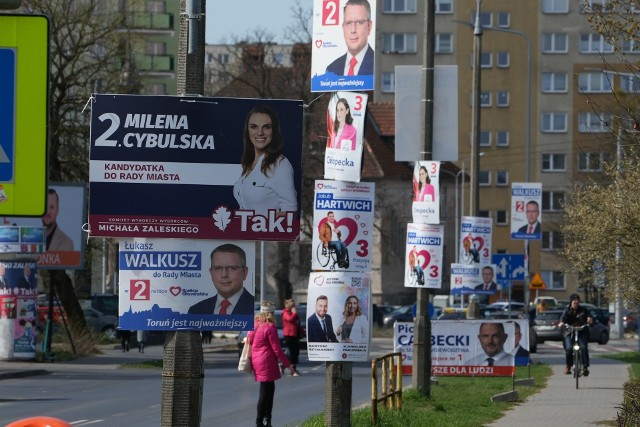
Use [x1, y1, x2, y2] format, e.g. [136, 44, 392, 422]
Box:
[566, 324, 587, 389]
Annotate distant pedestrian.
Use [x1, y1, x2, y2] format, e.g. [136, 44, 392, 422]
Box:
[201, 330, 213, 344]
[136, 330, 147, 353]
[120, 329, 131, 352]
[282, 299, 301, 375]
[249, 310, 298, 427]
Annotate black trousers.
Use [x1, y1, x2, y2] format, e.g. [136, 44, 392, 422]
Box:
[283, 336, 299, 365]
[257, 381, 275, 419]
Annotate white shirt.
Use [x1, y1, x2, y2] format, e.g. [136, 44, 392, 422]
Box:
[214, 288, 244, 314]
[465, 350, 514, 366]
[342, 45, 370, 76]
[233, 154, 297, 215]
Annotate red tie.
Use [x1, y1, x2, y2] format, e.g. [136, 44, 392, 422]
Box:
[219, 299, 231, 315]
[347, 57, 357, 76]
[528, 225, 534, 234]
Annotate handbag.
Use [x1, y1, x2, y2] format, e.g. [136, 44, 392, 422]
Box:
[238, 338, 253, 373]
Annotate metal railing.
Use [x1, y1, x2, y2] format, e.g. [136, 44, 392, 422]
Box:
[371, 352, 402, 424]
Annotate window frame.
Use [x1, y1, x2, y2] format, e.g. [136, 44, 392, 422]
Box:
[578, 71, 613, 93]
[435, 33, 453, 53]
[383, 0, 417, 13]
[496, 130, 510, 147]
[496, 170, 509, 186]
[542, 72, 568, 93]
[542, 231, 564, 251]
[579, 33, 615, 54]
[542, 153, 566, 172]
[383, 33, 418, 53]
[497, 51, 510, 68]
[541, 112, 568, 133]
[479, 170, 491, 186]
[542, 33, 569, 53]
[382, 72, 395, 93]
[542, 0, 569, 14]
[578, 112, 612, 133]
[496, 210, 509, 225]
[496, 91, 510, 107]
[435, 0, 453, 14]
[542, 191, 565, 211]
[541, 270, 565, 290]
[578, 152, 609, 172]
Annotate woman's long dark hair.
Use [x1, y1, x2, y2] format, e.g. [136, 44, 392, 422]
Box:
[241, 104, 285, 177]
[333, 98, 354, 134]
[418, 165, 431, 191]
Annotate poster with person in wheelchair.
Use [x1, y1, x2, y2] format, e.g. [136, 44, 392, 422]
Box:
[404, 223, 444, 289]
[312, 180, 374, 272]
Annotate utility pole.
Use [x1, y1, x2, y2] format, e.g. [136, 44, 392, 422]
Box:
[469, 0, 482, 216]
[160, 1, 205, 426]
[412, 0, 435, 397]
[613, 125, 624, 339]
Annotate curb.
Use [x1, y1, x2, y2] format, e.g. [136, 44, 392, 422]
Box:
[0, 369, 50, 380]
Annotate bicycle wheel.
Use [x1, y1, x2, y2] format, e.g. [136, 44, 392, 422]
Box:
[407, 268, 417, 286]
[316, 243, 331, 267]
[574, 348, 581, 389]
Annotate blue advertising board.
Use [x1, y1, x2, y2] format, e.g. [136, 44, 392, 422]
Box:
[89, 95, 303, 241]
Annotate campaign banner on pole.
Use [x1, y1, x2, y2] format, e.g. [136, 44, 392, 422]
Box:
[118, 239, 255, 331]
[431, 320, 515, 376]
[394, 321, 414, 375]
[404, 223, 444, 289]
[311, 180, 374, 272]
[306, 271, 371, 362]
[324, 91, 367, 182]
[0, 260, 38, 359]
[450, 263, 482, 295]
[311, 0, 376, 92]
[412, 161, 440, 224]
[89, 95, 303, 242]
[2, 184, 85, 269]
[459, 216, 492, 264]
[510, 182, 542, 240]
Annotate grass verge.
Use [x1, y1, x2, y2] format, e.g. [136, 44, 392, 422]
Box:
[296, 363, 552, 427]
[119, 359, 164, 369]
[601, 351, 640, 378]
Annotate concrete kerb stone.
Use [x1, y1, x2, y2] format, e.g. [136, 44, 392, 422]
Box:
[514, 377, 535, 386]
[491, 390, 519, 402]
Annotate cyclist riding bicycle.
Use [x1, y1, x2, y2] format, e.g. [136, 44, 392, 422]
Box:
[558, 293, 593, 376]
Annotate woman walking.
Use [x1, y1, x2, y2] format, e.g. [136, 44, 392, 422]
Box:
[249, 310, 298, 427]
[282, 299, 301, 375]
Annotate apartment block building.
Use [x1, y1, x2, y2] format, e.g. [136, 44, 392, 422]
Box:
[374, 0, 625, 302]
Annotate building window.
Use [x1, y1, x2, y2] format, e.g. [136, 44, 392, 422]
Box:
[578, 112, 612, 133]
[471, 11, 492, 27]
[542, 72, 568, 93]
[479, 130, 492, 146]
[577, 71, 612, 93]
[541, 112, 567, 132]
[435, 0, 453, 13]
[497, 12, 510, 28]
[543, 33, 568, 53]
[541, 270, 565, 289]
[146, 42, 166, 55]
[496, 210, 509, 225]
[472, 52, 492, 68]
[542, 191, 565, 211]
[436, 33, 453, 53]
[479, 170, 491, 186]
[383, 33, 417, 53]
[382, 72, 395, 93]
[497, 91, 510, 107]
[542, 231, 564, 250]
[479, 91, 492, 107]
[542, 153, 566, 171]
[496, 130, 509, 146]
[383, 0, 417, 13]
[542, 0, 569, 13]
[621, 39, 640, 53]
[478, 210, 490, 218]
[581, 0, 612, 14]
[496, 170, 509, 186]
[217, 53, 229, 64]
[497, 52, 510, 68]
[271, 53, 285, 65]
[578, 152, 610, 172]
[580, 33, 614, 53]
[620, 74, 640, 92]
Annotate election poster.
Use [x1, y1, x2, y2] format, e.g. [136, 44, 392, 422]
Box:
[89, 95, 303, 242]
[404, 223, 444, 289]
[431, 320, 515, 377]
[324, 91, 367, 182]
[311, 180, 374, 272]
[459, 216, 492, 265]
[306, 271, 371, 362]
[117, 239, 255, 332]
[2, 184, 85, 269]
[510, 182, 542, 240]
[412, 161, 440, 224]
[0, 260, 38, 359]
[311, 0, 376, 92]
[393, 321, 414, 375]
[450, 263, 482, 295]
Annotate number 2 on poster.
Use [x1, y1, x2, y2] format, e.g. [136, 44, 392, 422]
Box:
[323, 0, 340, 26]
[130, 279, 150, 300]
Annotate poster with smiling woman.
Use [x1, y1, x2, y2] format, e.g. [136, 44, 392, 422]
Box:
[404, 223, 444, 289]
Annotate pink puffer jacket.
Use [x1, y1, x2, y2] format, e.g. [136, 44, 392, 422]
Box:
[248, 322, 291, 382]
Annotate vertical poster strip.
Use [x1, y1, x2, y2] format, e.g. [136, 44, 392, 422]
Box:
[306, 271, 370, 362]
[411, 161, 440, 224]
[324, 91, 368, 182]
[459, 216, 493, 265]
[510, 182, 542, 240]
[404, 223, 444, 289]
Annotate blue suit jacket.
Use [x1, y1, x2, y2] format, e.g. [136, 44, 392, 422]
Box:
[307, 313, 338, 342]
[188, 288, 254, 315]
[326, 45, 374, 76]
[518, 222, 541, 234]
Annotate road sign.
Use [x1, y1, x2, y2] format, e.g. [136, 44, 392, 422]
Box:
[0, 14, 49, 216]
[492, 254, 526, 281]
[529, 273, 546, 290]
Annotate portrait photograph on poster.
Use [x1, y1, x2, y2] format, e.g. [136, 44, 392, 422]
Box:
[510, 182, 542, 241]
[412, 161, 440, 224]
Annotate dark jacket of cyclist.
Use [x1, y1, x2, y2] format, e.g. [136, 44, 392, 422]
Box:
[559, 293, 592, 376]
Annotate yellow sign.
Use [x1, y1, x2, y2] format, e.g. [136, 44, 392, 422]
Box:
[530, 273, 546, 290]
[0, 14, 49, 216]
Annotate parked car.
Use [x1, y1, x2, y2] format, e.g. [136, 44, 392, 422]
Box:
[89, 294, 119, 316]
[533, 309, 609, 344]
[485, 301, 526, 312]
[436, 308, 467, 320]
[382, 305, 414, 327]
[371, 304, 385, 327]
[83, 307, 118, 339]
